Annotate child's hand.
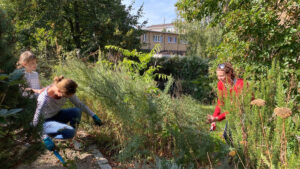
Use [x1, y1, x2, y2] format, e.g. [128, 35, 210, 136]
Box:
[24, 88, 33, 92]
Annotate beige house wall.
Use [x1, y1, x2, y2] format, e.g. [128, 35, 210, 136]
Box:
[140, 31, 187, 55]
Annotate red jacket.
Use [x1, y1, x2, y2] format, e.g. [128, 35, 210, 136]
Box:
[212, 79, 244, 121]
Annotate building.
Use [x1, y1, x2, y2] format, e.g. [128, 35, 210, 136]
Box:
[140, 23, 187, 57]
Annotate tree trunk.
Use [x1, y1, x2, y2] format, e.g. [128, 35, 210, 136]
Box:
[73, 0, 81, 49]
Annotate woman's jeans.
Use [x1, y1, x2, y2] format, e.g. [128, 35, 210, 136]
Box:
[43, 108, 82, 139]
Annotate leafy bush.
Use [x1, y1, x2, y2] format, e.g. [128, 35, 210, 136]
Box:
[152, 56, 214, 104]
[0, 9, 42, 168]
[222, 61, 299, 169]
[53, 48, 226, 167]
[0, 70, 43, 169]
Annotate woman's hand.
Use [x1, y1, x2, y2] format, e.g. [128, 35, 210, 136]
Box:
[210, 122, 216, 131]
[207, 114, 218, 123]
[92, 114, 103, 126]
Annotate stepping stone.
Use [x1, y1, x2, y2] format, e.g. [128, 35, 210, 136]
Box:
[88, 145, 112, 169]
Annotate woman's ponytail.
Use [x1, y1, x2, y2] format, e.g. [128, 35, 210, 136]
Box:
[54, 76, 64, 84]
[53, 76, 77, 96]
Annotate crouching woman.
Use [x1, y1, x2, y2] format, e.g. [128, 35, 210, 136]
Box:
[32, 76, 102, 151]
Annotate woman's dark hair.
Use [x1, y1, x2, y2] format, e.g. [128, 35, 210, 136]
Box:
[54, 76, 78, 96]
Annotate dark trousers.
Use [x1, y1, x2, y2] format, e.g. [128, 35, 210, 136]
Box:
[44, 108, 82, 139]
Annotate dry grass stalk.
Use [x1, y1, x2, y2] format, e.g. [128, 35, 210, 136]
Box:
[274, 107, 292, 119]
[250, 99, 266, 107]
[280, 121, 288, 169]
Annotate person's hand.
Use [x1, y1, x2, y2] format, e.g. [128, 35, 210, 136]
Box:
[210, 122, 216, 131]
[32, 89, 42, 94]
[43, 137, 55, 151]
[24, 88, 33, 92]
[92, 114, 103, 126]
[207, 114, 218, 123]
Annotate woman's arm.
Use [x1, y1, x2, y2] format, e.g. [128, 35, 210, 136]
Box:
[211, 81, 227, 121]
[69, 95, 95, 117]
[69, 95, 103, 126]
[32, 96, 47, 126]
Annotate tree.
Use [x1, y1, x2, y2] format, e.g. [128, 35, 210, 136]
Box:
[175, 19, 222, 57]
[1, 0, 146, 56]
[0, 8, 42, 168]
[176, 1, 299, 168]
[0, 8, 15, 73]
[176, 0, 299, 73]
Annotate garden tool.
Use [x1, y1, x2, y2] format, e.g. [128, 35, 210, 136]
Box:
[53, 150, 66, 164]
[43, 137, 65, 164]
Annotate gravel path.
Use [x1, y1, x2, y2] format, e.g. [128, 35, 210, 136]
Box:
[15, 130, 112, 169]
[16, 147, 101, 169]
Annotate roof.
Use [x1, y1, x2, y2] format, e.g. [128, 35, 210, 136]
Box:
[146, 23, 174, 28]
[141, 29, 179, 35]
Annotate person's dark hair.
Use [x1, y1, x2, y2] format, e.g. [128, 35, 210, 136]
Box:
[53, 76, 77, 96]
[217, 62, 236, 81]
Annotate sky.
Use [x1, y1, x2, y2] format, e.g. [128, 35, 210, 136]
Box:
[122, 0, 178, 26]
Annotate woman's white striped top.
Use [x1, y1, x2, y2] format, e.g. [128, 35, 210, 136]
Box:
[32, 86, 95, 126]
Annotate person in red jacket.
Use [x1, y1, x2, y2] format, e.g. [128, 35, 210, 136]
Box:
[207, 62, 244, 144]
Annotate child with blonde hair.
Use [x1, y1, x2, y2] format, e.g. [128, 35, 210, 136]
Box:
[17, 51, 42, 97]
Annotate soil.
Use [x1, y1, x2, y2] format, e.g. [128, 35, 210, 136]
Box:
[15, 130, 101, 169]
[15, 147, 100, 169]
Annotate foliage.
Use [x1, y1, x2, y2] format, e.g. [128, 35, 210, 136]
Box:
[222, 62, 299, 169]
[0, 9, 42, 168]
[176, 0, 299, 93]
[0, 68, 42, 169]
[176, 2, 299, 167]
[105, 44, 167, 82]
[0, 8, 15, 73]
[1, 0, 146, 57]
[53, 48, 226, 168]
[151, 56, 214, 103]
[175, 19, 222, 57]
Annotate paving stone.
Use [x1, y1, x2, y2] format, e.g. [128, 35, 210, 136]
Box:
[88, 145, 112, 169]
[99, 164, 112, 169]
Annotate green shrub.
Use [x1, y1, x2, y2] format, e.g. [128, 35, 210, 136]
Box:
[0, 70, 43, 169]
[223, 61, 299, 169]
[53, 48, 226, 168]
[0, 9, 42, 168]
[152, 56, 214, 104]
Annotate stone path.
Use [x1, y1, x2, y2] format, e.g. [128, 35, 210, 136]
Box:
[15, 130, 112, 169]
[88, 145, 112, 169]
[16, 144, 112, 169]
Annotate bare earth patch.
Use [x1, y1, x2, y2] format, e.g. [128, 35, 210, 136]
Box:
[16, 147, 100, 169]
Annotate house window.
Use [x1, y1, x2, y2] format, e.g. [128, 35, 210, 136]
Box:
[153, 35, 162, 42]
[168, 36, 177, 43]
[143, 34, 147, 42]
